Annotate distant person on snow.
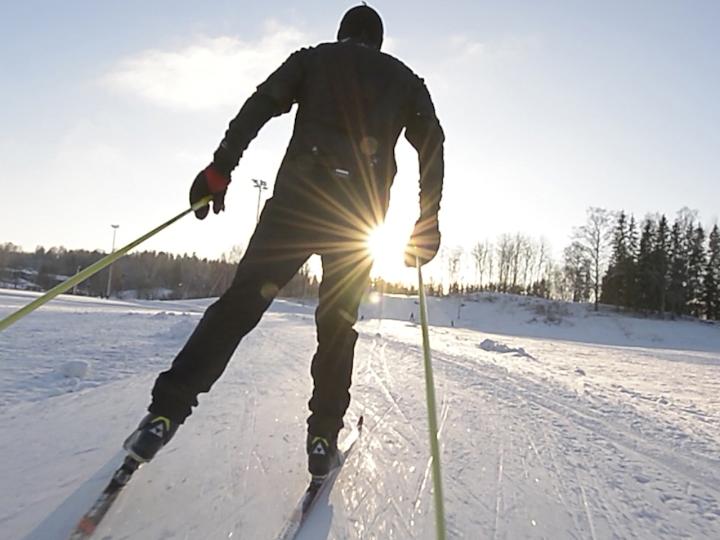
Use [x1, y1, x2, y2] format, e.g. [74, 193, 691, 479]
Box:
[124, 5, 445, 478]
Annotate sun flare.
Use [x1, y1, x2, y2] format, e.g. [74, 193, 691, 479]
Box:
[366, 221, 411, 281]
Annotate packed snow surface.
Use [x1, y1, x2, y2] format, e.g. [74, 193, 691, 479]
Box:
[1, 288, 719, 539]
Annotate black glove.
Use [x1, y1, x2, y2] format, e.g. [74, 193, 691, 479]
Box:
[404, 215, 441, 267]
[189, 164, 230, 220]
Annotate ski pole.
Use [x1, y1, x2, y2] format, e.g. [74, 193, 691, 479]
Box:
[0, 195, 213, 333]
[416, 256, 446, 540]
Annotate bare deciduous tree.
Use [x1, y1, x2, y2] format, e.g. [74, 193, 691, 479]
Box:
[496, 234, 514, 292]
[573, 207, 612, 310]
[534, 238, 550, 283]
[563, 241, 592, 302]
[519, 236, 537, 288]
[471, 241, 493, 288]
[447, 247, 463, 293]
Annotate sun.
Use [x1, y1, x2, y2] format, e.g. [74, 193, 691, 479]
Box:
[366, 221, 411, 280]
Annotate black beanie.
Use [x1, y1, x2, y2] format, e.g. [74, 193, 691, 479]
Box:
[337, 5, 384, 50]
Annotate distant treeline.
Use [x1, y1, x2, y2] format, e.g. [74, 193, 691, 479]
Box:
[0, 243, 433, 301]
[462, 207, 720, 321]
[0, 244, 319, 300]
[3, 205, 719, 321]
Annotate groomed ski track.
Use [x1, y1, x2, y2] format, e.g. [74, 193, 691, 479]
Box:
[1, 290, 719, 539]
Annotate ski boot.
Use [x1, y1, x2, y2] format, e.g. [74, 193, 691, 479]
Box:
[123, 414, 179, 463]
[306, 432, 340, 479]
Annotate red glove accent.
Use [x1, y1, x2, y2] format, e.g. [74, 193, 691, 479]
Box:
[204, 165, 230, 193]
[190, 165, 231, 219]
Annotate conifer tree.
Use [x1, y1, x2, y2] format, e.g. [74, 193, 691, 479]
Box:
[667, 220, 687, 315]
[621, 215, 638, 309]
[704, 224, 720, 320]
[636, 218, 657, 311]
[601, 212, 628, 306]
[687, 224, 707, 317]
[611, 211, 629, 265]
[652, 215, 670, 312]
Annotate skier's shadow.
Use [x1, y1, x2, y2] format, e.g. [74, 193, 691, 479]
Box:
[23, 451, 126, 540]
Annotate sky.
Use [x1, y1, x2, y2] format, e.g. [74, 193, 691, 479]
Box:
[1, 1, 719, 283]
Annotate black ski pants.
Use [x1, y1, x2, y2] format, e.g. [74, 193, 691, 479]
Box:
[149, 195, 373, 438]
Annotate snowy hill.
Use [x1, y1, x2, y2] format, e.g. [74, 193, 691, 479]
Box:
[1, 288, 719, 539]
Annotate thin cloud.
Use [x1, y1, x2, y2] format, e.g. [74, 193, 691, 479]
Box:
[448, 34, 541, 63]
[449, 36, 487, 58]
[104, 21, 311, 110]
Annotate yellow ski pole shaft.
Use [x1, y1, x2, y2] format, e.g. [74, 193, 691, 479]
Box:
[0, 195, 213, 333]
[416, 256, 447, 540]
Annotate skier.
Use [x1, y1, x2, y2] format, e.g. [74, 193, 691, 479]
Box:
[124, 5, 444, 478]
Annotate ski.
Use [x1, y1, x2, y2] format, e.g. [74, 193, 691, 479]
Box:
[277, 416, 364, 540]
[68, 456, 142, 539]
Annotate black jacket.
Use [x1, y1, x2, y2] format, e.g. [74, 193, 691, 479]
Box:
[213, 40, 444, 225]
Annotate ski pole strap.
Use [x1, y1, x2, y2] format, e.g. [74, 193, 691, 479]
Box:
[0, 195, 213, 333]
[416, 257, 447, 540]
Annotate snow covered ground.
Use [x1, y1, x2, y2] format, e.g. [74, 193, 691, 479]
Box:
[1, 288, 719, 539]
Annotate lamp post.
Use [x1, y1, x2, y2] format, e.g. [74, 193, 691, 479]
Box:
[251, 178, 268, 223]
[106, 224, 119, 298]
